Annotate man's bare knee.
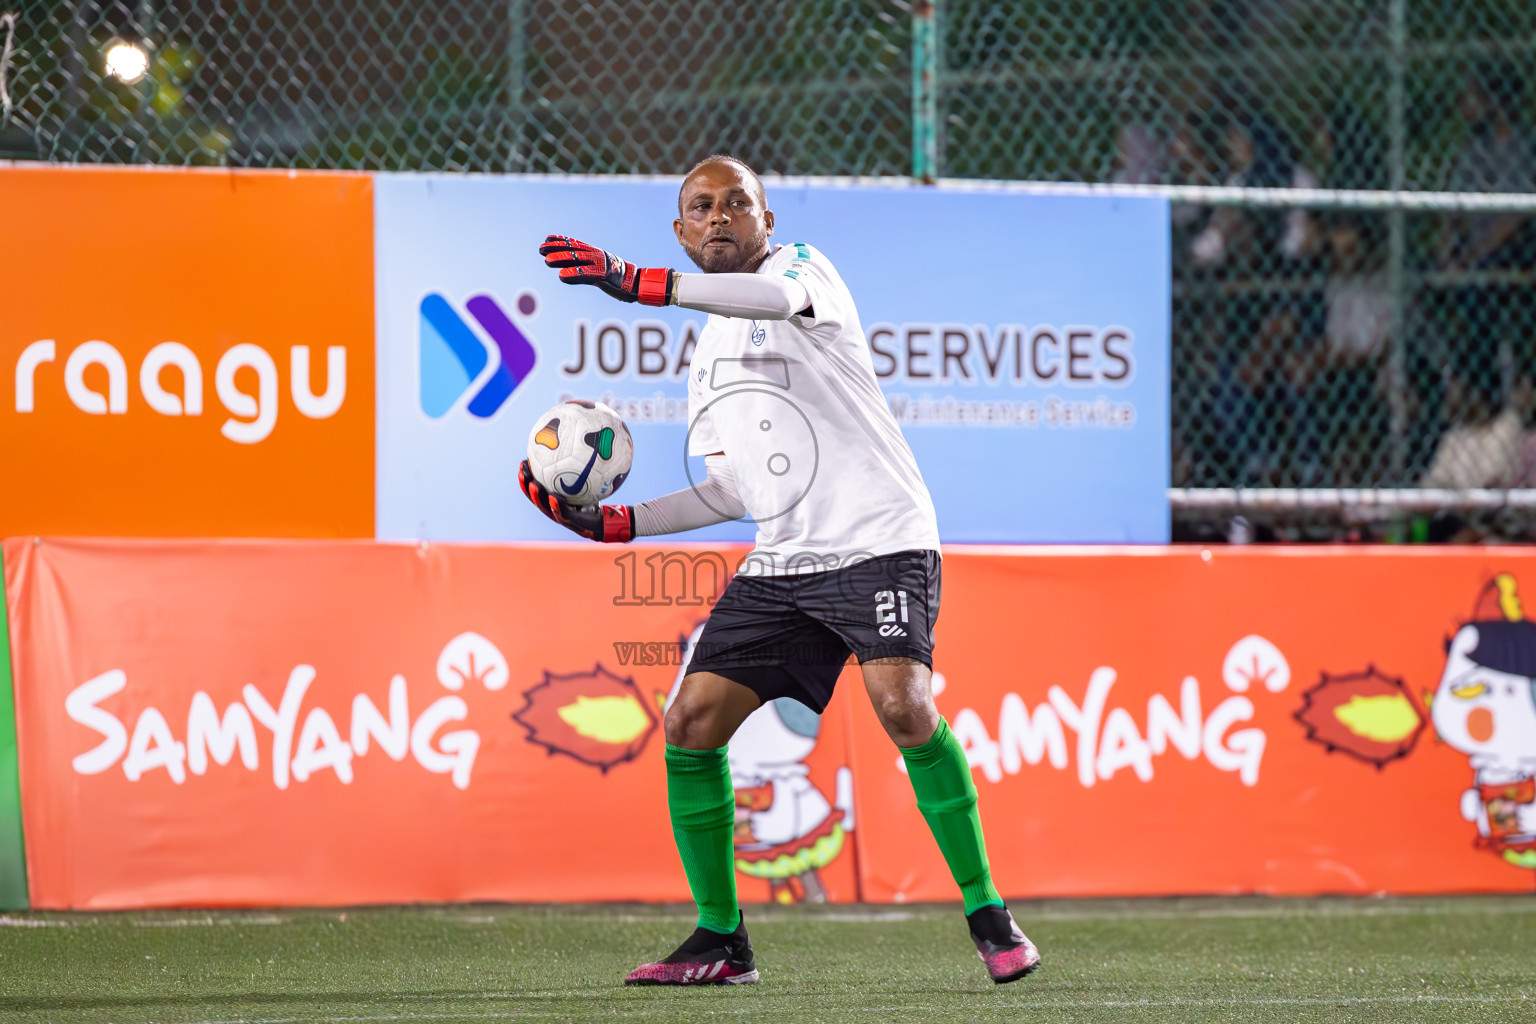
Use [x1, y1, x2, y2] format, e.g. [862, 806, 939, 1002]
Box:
[862, 659, 940, 748]
[664, 671, 760, 749]
[664, 696, 721, 749]
[874, 691, 938, 747]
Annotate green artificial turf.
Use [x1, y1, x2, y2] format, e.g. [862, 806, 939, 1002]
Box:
[0, 897, 1532, 1023]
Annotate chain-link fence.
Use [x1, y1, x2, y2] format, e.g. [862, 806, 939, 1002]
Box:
[0, 0, 918, 172]
[4, 1, 1536, 537]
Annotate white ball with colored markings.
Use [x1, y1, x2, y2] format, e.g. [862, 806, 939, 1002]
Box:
[526, 399, 634, 507]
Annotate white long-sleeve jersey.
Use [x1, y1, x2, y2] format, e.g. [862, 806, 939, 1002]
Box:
[636, 242, 939, 575]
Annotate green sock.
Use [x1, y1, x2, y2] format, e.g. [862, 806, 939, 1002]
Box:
[900, 718, 1003, 914]
[665, 744, 740, 934]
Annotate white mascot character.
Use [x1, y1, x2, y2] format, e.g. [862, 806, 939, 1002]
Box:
[1431, 574, 1536, 870]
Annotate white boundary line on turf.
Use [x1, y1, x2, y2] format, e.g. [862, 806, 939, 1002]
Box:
[0, 913, 295, 927]
[5, 901, 1532, 929]
[131, 915, 289, 927]
[181, 994, 1536, 1024]
[384, 990, 1535, 1004]
[0, 915, 67, 927]
[1018, 902, 1536, 921]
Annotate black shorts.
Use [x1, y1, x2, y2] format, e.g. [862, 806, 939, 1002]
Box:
[683, 549, 941, 714]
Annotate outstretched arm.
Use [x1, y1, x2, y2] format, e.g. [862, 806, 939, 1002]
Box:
[674, 274, 809, 321]
[540, 235, 809, 320]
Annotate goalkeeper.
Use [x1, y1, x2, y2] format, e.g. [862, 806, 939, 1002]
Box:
[523, 155, 1039, 987]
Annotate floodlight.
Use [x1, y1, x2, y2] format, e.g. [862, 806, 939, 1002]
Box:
[104, 40, 150, 84]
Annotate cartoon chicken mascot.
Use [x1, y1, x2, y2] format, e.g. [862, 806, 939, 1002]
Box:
[667, 625, 855, 903]
[1431, 574, 1536, 870]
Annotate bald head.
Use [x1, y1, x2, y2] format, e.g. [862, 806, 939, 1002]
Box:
[678, 154, 766, 216]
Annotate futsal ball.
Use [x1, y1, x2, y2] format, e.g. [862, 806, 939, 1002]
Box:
[526, 399, 633, 506]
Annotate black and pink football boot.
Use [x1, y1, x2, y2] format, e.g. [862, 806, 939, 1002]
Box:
[968, 904, 1041, 984]
[624, 913, 759, 986]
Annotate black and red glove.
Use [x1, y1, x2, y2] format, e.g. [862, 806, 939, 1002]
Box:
[519, 459, 635, 543]
[539, 234, 677, 306]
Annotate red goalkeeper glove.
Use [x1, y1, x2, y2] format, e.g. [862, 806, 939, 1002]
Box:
[539, 234, 677, 306]
[518, 460, 635, 543]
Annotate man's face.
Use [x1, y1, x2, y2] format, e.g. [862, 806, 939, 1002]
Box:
[674, 162, 774, 273]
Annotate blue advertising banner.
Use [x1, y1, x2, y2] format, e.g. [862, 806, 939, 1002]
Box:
[375, 176, 1168, 543]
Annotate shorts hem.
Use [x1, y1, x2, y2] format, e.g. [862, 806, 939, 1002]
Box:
[853, 648, 934, 667]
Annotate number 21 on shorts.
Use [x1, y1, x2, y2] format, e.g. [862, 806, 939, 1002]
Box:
[875, 589, 908, 637]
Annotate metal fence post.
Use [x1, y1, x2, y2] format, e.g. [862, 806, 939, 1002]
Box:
[1387, 0, 1410, 480]
[132, 0, 159, 156]
[911, 0, 939, 183]
[506, 0, 526, 172]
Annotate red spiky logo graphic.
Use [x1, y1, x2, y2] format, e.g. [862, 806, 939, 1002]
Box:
[1294, 666, 1427, 768]
[512, 664, 660, 772]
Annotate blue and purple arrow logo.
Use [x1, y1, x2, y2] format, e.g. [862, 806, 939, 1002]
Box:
[419, 291, 538, 419]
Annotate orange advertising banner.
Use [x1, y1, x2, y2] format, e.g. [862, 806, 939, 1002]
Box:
[3, 537, 857, 909]
[5, 539, 1536, 909]
[852, 546, 1536, 900]
[0, 166, 374, 539]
